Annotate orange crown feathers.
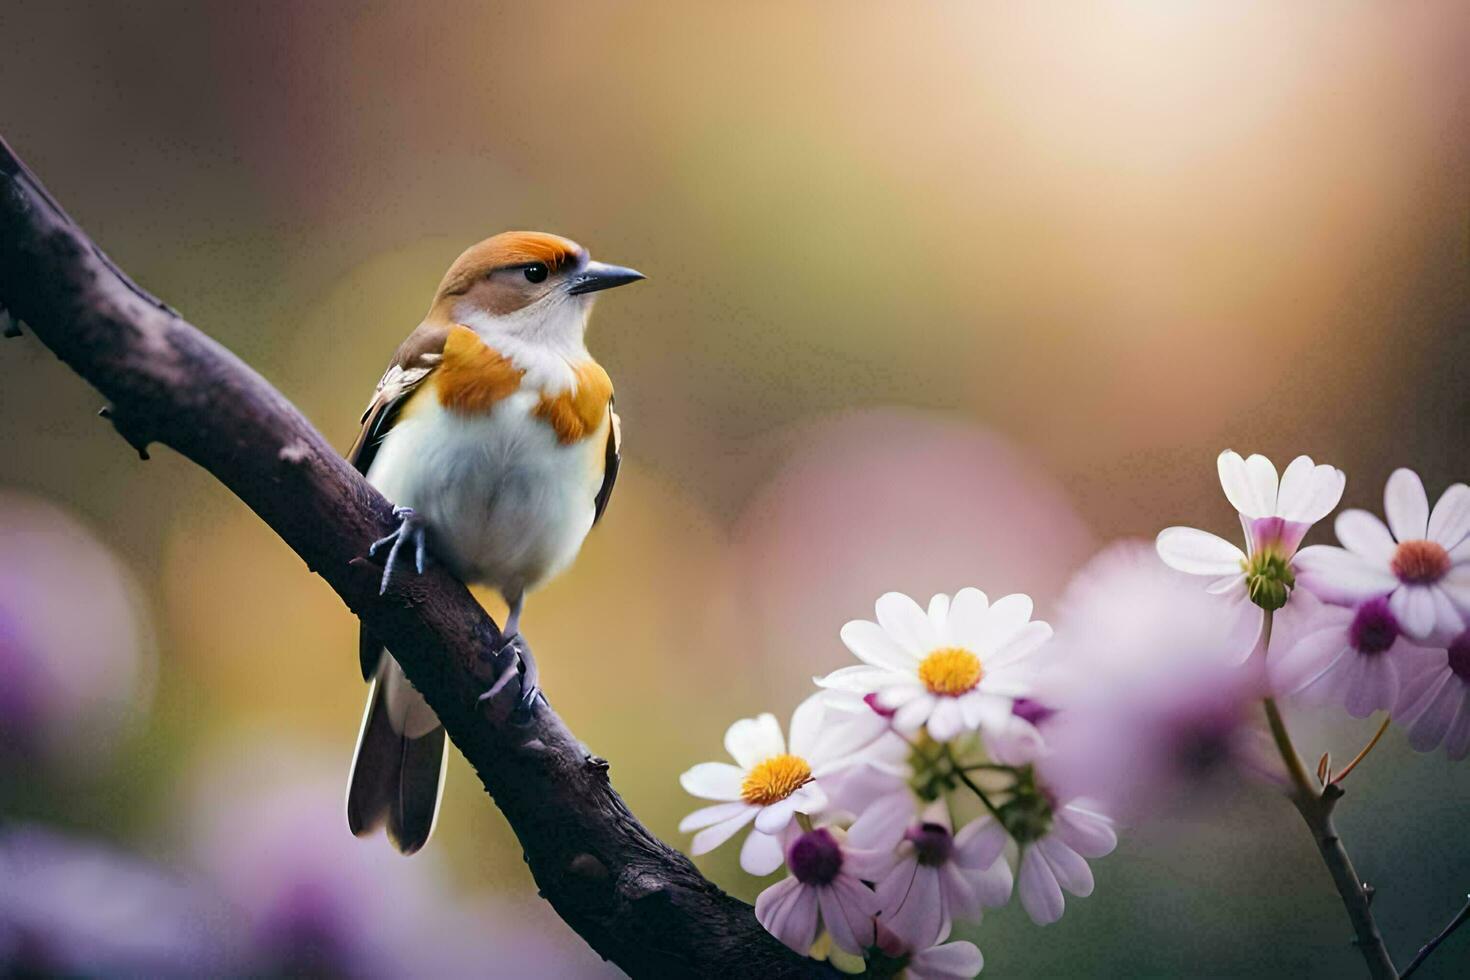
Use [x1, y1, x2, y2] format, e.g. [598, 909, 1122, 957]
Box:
[436, 231, 586, 299]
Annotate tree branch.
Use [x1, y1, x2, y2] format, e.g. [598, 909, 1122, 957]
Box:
[1400, 895, 1470, 979]
[0, 133, 830, 979]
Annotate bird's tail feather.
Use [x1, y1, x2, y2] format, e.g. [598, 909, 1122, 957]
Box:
[346, 647, 447, 855]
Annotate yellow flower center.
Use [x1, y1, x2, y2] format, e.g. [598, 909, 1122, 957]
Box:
[740, 753, 813, 806]
[918, 647, 984, 696]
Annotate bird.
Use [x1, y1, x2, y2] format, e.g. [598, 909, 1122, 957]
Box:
[344, 230, 643, 854]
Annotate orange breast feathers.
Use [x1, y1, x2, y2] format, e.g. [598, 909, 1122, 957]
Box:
[434, 325, 612, 444]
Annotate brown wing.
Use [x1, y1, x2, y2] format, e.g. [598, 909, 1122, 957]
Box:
[346, 322, 450, 476]
[593, 400, 620, 526]
[350, 322, 448, 679]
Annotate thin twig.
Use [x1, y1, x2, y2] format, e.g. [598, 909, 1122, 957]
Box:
[1259, 609, 1398, 979]
[1400, 896, 1470, 978]
[1331, 716, 1392, 786]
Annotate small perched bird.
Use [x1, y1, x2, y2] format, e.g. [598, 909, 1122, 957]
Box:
[345, 231, 643, 853]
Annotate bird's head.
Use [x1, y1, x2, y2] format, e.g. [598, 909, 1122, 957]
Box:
[429, 231, 643, 346]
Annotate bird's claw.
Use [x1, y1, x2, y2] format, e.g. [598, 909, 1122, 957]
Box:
[478, 632, 545, 721]
[369, 506, 431, 595]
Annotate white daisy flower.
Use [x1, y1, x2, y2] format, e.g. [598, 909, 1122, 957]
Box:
[815, 589, 1052, 743]
[1394, 629, 1470, 760]
[679, 694, 859, 874]
[846, 797, 1012, 949]
[1157, 451, 1345, 627]
[754, 827, 881, 955]
[1295, 468, 1470, 641]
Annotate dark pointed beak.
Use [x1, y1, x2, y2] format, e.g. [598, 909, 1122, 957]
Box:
[567, 261, 646, 295]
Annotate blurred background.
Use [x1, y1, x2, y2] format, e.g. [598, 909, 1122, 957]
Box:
[1, 1, 1468, 976]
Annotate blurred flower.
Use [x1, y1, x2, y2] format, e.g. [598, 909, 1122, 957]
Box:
[0, 825, 238, 977]
[1269, 592, 1423, 717]
[1046, 540, 1262, 693]
[1157, 451, 1343, 630]
[1045, 542, 1281, 819]
[1296, 468, 1470, 641]
[680, 694, 865, 873]
[754, 827, 879, 956]
[733, 410, 1094, 686]
[1394, 629, 1470, 760]
[848, 798, 1011, 948]
[184, 740, 613, 978]
[0, 492, 153, 769]
[815, 589, 1052, 742]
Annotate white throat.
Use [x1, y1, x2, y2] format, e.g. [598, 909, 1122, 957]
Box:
[455, 293, 591, 394]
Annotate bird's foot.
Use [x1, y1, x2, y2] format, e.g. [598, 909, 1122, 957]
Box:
[368, 506, 431, 595]
[478, 632, 545, 722]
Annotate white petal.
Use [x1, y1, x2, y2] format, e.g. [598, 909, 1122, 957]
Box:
[953, 816, 1009, 869]
[1335, 510, 1397, 563]
[1429, 483, 1470, 551]
[879, 863, 947, 949]
[740, 827, 787, 876]
[877, 592, 939, 655]
[1039, 838, 1094, 897]
[1294, 546, 1398, 605]
[1219, 450, 1270, 517]
[943, 587, 990, 649]
[987, 620, 1053, 669]
[1444, 698, 1470, 761]
[908, 941, 984, 980]
[1407, 675, 1465, 753]
[788, 693, 826, 756]
[816, 664, 896, 694]
[679, 800, 751, 833]
[1207, 572, 1247, 595]
[1390, 585, 1437, 640]
[1277, 457, 1345, 524]
[1345, 654, 1397, 719]
[1156, 527, 1247, 576]
[755, 877, 818, 955]
[1017, 846, 1064, 925]
[1052, 806, 1118, 859]
[893, 694, 936, 734]
[841, 620, 918, 672]
[680, 762, 746, 801]
[974, 593, 1034, 652]
[1385, 468, 1429, 542]
[928, 593, 951, 633]
[753, 795, 802, 835]
[724, 713, 786, 770]
[823, 874, 881, 954]
[847, 790, 919, 852]
[690, 807, 756, 854]
[926, 697, 967, 742]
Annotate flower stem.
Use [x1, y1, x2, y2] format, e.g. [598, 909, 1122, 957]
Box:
[1331, 716, 1392, 786]
[944, 745, 1005, 821]
[1259, 610, 1398, 979]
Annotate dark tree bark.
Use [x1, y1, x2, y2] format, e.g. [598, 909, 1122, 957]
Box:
[0, 134, 833, 979]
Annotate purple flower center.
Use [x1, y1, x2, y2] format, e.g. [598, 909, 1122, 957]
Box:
[904, 822, 954, 867]
[1012, 697, 1056, 727]
[788, 828, 843, 886]
[1348, 597, 1399, 655]
[1448, 634, 1470, 681]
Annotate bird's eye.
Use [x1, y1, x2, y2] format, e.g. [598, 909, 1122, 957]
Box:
[523, 263, 549, 284]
